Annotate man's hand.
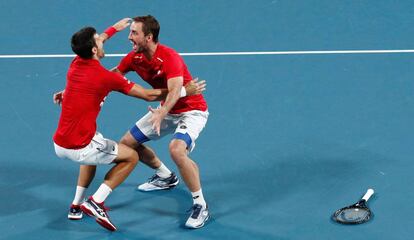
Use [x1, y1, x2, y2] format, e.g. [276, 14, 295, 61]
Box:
[148, 106, 168, 136]
[185, 78, 206, 96]
[112, 18, 132, 32]
[53, 90, 64, 106]
[100, 18, 131, 42]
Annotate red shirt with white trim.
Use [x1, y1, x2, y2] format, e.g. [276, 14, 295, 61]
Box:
[53, 56, 134, 149]
[117, 44, 207, 114]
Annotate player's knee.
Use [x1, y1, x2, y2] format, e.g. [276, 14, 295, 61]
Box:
[129, 150, 139, 165]
[169, 140, 187, 164]
[117, 143, 139, 165]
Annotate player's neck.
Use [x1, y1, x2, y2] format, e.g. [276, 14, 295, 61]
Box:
[144, 43, 158, 60]
[92, 54, 101, 62]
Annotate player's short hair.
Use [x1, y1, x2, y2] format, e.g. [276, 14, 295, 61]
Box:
[133, 15, 160, 43]
[71, 27, 97, 59]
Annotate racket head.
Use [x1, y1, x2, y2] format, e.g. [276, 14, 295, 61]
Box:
[332, 200, 372, 224]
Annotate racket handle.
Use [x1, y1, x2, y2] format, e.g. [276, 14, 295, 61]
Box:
[362, 188, 374, 202]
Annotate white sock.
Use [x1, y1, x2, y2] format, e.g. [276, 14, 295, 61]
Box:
[92, 184, 112, 203]
[156, 162, 172, 178]
[72, 186, 87, 205]
[191, 189, 206, 207]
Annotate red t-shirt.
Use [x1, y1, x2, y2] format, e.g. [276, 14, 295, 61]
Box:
[117, 44, 207, 114]
[53, 56, 134, 149]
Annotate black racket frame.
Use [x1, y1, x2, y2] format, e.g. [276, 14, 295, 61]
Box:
[332, 199, 372, 224]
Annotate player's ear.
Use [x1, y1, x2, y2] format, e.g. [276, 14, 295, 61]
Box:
[92, 46, 98, 55]
[146, 33, 153, 42]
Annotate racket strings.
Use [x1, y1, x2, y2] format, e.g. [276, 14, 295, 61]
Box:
[334, 207, 371, 224]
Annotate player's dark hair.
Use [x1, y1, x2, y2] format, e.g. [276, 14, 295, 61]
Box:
[71, 27, 97, 59]
[133, 15, 160, 43]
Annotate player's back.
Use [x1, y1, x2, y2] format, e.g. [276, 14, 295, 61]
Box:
[54, 57, 115, 149]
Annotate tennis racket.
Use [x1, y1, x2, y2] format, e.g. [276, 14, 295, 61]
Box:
[332, 188, 374, 224]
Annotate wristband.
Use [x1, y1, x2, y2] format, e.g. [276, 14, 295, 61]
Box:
[180, 87, 187, 97]
[104, 26, 117, 38]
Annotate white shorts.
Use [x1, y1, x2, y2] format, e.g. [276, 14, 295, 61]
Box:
[54, 132, 118, 165]
[129, 110, 209, 152]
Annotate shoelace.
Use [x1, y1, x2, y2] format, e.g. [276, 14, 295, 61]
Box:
[148, 174, 159, 182]
[147, 174, 174, 187]
[187, 204, 203, 219]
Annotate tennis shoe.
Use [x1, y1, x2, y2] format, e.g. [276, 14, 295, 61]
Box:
[138, 172, 179, 191]
[80, 197, 117, 231]
[185, 204, 210, 229]
[68, 204, 83, 220]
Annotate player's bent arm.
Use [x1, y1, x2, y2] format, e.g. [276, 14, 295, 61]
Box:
[147, 77, 183, 135]
[126, 84, 168, 102]
[115, 70, 204, 97]
[159, 77, 183, 113]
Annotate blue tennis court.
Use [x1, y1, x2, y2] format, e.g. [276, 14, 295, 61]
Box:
[1, 1, 413, 239]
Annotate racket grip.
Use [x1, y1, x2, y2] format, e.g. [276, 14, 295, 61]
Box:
[362, 189, 374, 202]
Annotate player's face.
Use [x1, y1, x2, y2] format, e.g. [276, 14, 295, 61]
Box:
[94, 34, 105, 59]
[129, 22, 149, 53]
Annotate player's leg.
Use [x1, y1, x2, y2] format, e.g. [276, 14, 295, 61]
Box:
[169, 139, 209, 229]
[77, 165, 97, 187]
[120, 131, 163, 169]
[68, 165, 96, 220]
[169, 139, 201, 192]
[169, 110, 209, 229]
[102, 143, 138, 189]
[54, 143, 98, 220]
[121, 112, 179, 191]
[79, 134, 138, 231]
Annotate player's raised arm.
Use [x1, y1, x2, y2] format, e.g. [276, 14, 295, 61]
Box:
[99, 18, 131, 43]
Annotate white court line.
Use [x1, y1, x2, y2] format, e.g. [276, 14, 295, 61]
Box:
[1, 49, 414, 58]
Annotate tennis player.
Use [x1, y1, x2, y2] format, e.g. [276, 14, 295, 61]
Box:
[112, 15, 210, 229]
